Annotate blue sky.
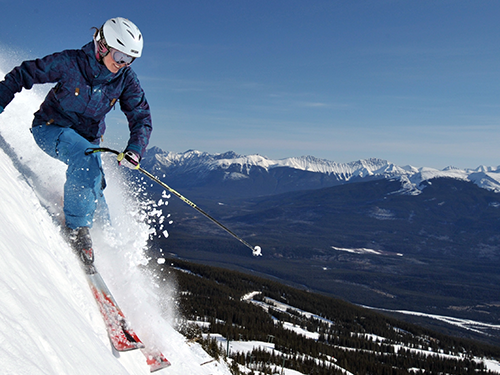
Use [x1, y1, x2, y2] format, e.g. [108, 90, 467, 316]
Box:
[1, 0, 499, 169]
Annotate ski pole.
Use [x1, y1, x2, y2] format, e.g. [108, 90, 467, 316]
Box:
[85, 147, 262, 256]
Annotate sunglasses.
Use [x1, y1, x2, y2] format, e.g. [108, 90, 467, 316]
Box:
[110, 48, 135, 65]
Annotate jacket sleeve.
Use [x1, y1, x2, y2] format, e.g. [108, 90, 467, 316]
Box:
[0, 52, 68, 109]
[119, 71, 153, 158]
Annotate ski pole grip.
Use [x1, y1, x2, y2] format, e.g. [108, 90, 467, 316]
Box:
[117, 152, 140, 169]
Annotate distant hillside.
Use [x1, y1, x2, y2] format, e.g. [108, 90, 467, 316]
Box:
[139, 147, 500, 348]
[148, 175, 500, 341]
[151, 258, 500, 374]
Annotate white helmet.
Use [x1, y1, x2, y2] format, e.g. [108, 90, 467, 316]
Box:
[95, 17, 143, 58]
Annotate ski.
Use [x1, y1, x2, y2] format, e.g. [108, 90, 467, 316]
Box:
[86, 272, 144, 351]
[142, 348, 172, 373]
[86, 269, 171, 372]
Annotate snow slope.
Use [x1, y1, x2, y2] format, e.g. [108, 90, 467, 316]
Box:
[0, 70, 232, 374]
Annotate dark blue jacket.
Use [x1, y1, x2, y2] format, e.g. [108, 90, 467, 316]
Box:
[0, 42, 152, 157]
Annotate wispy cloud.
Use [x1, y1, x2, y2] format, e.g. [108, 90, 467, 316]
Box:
[301, 102, 328, 108]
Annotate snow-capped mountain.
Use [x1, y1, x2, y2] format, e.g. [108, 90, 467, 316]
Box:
[142, 147, 500, 199]
[145, 146, 415, 177]
[144, 146, 415, 177]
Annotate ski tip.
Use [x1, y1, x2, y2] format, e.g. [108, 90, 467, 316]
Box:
[150, 361, 172, 373]
[144, 351, 171, 372]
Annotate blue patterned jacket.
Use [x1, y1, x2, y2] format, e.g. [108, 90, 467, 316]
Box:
[0, 42, 152, 157]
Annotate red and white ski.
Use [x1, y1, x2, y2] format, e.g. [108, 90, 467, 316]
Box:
[86, 271, 171, 372]
[142, 348, 172, 373]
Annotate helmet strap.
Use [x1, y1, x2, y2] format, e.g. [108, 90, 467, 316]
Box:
[93, 27, 110, 63]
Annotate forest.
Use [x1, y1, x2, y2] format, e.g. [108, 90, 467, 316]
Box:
[150, 258, 500, 375]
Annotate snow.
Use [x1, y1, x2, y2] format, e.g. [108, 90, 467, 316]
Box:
[365, 306, 500, 337]
[246, 294, 336, 330]
[208, 334, 336, 375]
[331, 246, 404, 257]
[147, 142, 500, 194]
[242, 292, 500, 374]
[0, 68, 233, 374]
[150, 149, 412, 177]
[0, 146, 135, 374]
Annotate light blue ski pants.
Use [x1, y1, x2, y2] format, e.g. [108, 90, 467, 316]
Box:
[31, 124, 109, 229]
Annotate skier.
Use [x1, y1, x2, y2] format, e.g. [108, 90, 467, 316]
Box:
[0, 17, 152, 267]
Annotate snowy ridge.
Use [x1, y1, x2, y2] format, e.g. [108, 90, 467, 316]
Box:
[148, 147, 412, 176]
[404, 166, 500, 194]
[146, 147, 500, 194]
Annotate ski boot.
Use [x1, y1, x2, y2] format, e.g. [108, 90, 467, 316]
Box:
[66, 226, 96, 274]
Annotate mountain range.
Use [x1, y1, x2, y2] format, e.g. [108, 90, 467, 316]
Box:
[141, 146, 500, 199]
[139, 147, 500, 345]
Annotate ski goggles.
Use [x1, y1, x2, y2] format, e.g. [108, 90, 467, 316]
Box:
[110, 48, 135, 65]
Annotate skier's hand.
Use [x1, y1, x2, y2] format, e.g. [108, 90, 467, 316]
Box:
[118, 150, 140, 169]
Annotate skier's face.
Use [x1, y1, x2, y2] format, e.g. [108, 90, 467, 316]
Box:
[103, 53, 127, 74]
